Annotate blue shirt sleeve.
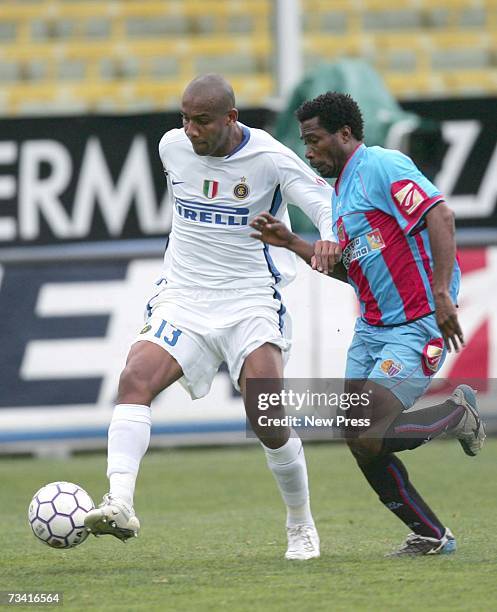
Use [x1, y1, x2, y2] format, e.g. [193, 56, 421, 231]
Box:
[367, 148, 444, 235]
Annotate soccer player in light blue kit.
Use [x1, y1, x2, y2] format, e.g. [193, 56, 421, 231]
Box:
[250, 92, 486, 556]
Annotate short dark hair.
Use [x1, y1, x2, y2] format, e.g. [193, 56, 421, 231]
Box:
[296, 92, 364, 140]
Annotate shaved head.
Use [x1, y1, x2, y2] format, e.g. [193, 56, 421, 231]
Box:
[182, 74, 235, 114]
[180, 74, 241, 157]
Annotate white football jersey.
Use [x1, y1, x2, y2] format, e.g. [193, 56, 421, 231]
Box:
[158, 123, 334, 289]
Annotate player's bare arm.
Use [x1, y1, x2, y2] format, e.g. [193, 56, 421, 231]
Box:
[312, 239, 343, 277]
[425, 202, 464, 353]
[250, 213, 347, 282]
[250, 211, 302, 249]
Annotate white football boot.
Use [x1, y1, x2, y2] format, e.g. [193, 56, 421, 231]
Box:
[285, 524, 320, 560]
[84, 494, 140, 542]
[449, 385, 486, 456]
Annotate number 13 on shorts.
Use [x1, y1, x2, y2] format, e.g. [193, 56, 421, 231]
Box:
[154, 319, 183, 347]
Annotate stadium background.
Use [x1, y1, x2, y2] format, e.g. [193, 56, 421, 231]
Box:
[1, 3, 496, 611]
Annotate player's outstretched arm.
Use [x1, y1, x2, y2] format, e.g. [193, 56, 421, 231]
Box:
[250, 212, 314, 262]
[425, 202, 464, 353]
[250, 213, 348, 283]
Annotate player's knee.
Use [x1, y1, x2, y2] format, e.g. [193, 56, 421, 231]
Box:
[118, 361, 154, 404]
[257, 429, 290, 450]
[346, 436, 382, 460]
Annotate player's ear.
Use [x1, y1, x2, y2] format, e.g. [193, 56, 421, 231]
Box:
[340, 125, 352, 143]
[227, 108, 238, 125]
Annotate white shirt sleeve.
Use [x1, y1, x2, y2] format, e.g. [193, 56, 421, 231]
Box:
[270, 149, 336, 241]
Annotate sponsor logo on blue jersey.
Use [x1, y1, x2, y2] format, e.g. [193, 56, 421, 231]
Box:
[342, 229, 385, 269]
[175, 198, 249, 226]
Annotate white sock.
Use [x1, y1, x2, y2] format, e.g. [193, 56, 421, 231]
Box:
[262, 432, 315, 528]
[106, 404, 152, 507]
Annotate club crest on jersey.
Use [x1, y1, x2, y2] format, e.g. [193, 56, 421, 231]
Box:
[336, 220, 345, 243]
[203, 179, 219, 199]
[422, 338, 444, 376]
[391, 181, 426, 215]
[380, 359, 403, 377]
[233, 177, 250, 199]
[366, 229, 385, 250]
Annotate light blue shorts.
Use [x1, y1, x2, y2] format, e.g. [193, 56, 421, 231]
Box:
[345, 314, 446, 409]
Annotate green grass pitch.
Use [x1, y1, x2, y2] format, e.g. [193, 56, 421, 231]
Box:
[1, 439, 496, 611]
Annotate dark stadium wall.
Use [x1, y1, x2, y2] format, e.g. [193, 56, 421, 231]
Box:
[0, 99, 495, 252]
[0, 108, 271, 249]
[401, 97, 497, 230]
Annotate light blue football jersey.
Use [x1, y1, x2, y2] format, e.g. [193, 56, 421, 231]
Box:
[332, 144, 460, 326]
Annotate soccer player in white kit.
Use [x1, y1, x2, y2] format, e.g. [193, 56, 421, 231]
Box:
[85, 74, 338, 560]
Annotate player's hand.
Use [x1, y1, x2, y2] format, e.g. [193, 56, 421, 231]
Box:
[250, 212, 294, 247]
[435, 292, 464, 353]
[311, 240, 342, 275]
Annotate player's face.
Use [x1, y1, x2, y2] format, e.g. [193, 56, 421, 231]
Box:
[181, 96, 234, 156]
[300, 117, 349, 178]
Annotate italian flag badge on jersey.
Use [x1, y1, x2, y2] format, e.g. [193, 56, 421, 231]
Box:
[203, 179, 219, 199]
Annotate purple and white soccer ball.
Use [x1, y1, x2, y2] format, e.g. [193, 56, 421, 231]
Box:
[28, 482, 95, 549]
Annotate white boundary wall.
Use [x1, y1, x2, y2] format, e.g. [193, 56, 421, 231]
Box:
[0, 250, 495, 455]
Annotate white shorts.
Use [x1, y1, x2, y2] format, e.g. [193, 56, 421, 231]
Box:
[133, 285, 292, 399]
